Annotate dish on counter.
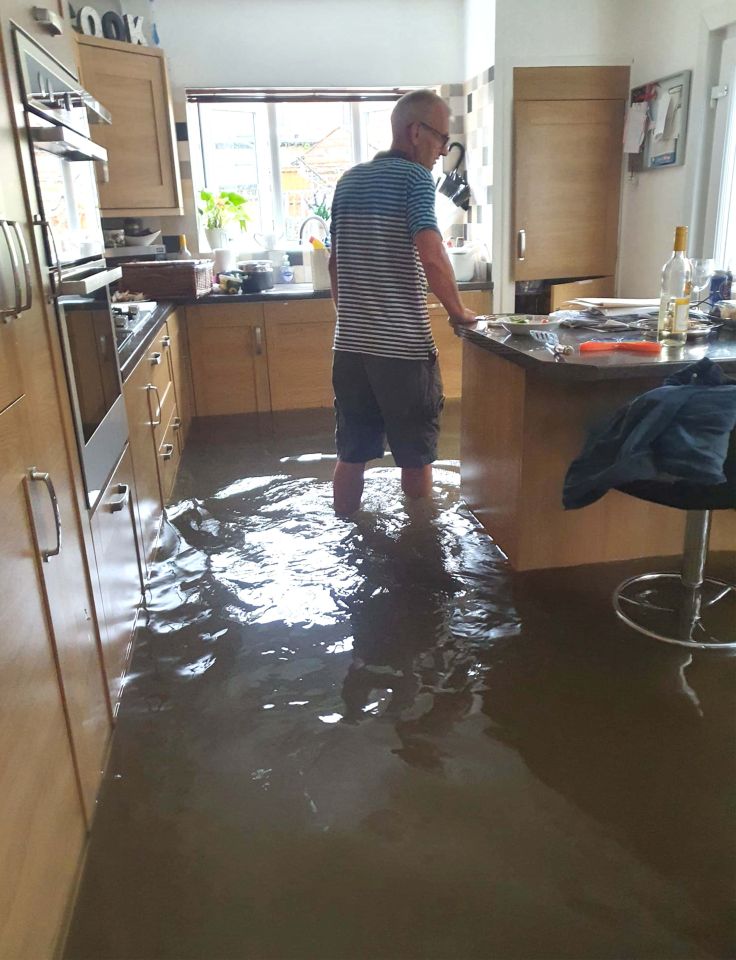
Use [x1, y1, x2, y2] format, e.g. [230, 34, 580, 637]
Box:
[500, 316, 562, 336]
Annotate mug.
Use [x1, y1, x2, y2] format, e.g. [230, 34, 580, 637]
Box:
[437, 142, 471, 210]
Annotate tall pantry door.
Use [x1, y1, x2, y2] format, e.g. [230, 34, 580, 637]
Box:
[513, 67, 629, 282]
[0, 398, 87, 960]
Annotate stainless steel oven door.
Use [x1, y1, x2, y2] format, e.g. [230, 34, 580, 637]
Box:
[58, 286, 128, 507]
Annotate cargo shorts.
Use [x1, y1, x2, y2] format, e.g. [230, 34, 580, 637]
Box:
[332, 349, 445, 468]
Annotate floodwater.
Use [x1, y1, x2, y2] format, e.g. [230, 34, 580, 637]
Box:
[65, 403, 736, 960]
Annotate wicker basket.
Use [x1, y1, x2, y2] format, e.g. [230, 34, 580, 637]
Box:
[120, 259, 213, 299]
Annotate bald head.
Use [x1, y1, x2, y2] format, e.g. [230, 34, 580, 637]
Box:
[390, 89, 450, 169]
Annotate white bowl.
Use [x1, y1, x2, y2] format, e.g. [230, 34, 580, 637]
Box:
[500, 316, 561, 337]
[124, 230, 161, 246]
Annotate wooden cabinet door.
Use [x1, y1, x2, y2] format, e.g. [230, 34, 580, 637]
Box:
[90, 446, 143, 710]
[188, 303, 270, 416]
[428, 290, 492, 399]
[264, 299, 336, 410]
[167, 308, 194, 447]
[123, 355, 164, 573]
[77, 36, 182, 215]
[0, 396, 88, 960]
[513, 67, 629, 283]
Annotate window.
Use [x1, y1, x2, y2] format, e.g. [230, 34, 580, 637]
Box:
[191, 93, 406, 246]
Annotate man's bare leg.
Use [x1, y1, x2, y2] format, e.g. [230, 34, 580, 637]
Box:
[401, 464, 433, 500]
[333, 460, 366, 515]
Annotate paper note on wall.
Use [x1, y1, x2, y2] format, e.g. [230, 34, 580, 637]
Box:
[623, 101, 648, 153]
[652, 90, 671, 140]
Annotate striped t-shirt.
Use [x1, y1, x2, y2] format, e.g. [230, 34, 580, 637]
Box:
[330, 152, 440, 361]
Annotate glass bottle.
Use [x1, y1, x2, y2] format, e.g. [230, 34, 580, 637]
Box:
[178, 234, 193, 259]
[657, 226, 692, 346]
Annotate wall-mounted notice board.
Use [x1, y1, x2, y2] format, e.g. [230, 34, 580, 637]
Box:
[626, 70, 691, 172]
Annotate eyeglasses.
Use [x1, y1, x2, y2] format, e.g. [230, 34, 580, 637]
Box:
[418, 121, 450, 150]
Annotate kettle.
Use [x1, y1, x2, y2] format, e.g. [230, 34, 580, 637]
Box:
[437, 142, 471, 211]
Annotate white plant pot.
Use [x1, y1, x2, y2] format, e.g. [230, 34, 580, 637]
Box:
[205, 227, 229, 250]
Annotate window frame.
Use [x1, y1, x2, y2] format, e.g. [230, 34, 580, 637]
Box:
[703, 32, 736, 268]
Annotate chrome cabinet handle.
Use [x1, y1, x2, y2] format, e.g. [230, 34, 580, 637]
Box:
[29, 468, 62, 562]
[108, 483, 130, 512]
[33, 215, 62, 292]
[11, 221, 32, 313]
[160, 335, 171, 348]
[0, 220, 21, 322]
[147, 383, 162, 425]
[517, 228, 526, 261]
[172, 416, 182, 431]
[254, 325, 263, 355]
[149, 351, 162, 365]
[161, 443, 174, 461]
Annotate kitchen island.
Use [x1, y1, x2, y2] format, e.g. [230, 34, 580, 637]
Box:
[458, 323, 736, 570]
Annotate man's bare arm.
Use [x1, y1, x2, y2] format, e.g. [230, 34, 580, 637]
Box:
[414, 229, 477, 324]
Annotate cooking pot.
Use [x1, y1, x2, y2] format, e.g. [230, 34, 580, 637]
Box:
[437, 142, 471, 211]
[238, 260, 274, 292]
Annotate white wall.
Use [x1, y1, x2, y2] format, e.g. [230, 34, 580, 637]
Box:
[617, 0, 735, 296]
[464, 0, 495, 77]
[146, 0, 465, 92]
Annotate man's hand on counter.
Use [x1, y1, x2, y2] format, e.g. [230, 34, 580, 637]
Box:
[449, 308, 479, 325]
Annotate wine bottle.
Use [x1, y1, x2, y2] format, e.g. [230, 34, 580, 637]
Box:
[178, 233, 193, 259]
[657, 226, 692, 346]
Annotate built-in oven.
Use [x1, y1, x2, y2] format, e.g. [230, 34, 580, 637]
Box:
[14, 27, 128, 508]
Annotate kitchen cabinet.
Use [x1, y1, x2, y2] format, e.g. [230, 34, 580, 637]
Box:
[513, 67, 628, 282]
[549, 276, 615, 310]
[0, 396, 89, 960]
[89, 445, 143, 709]
[76, 35, 182, 216]
[188, 303, 271, 416]
[428, 289, 492, 398]
[264, 298, 336, 410]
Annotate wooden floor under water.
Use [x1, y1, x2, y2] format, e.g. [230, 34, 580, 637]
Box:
[64, 402, 736, 960]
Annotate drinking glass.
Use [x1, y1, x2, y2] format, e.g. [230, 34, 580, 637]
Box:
[690, 258, 715, 306]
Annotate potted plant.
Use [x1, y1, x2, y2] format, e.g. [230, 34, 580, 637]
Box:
[198, 189, 250, 250]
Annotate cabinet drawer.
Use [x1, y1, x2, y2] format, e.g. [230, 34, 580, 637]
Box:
[0, 320, 22, 414]
[157, 406, 181, 503]
[143, 327, 174, 397]
[263, 299, 334, 325]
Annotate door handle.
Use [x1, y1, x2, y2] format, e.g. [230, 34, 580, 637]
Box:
[108, 483, 130, 512]
[172, 416, 182, 431]
[517, 228, 526, 261]
[160, 335, 171, 349]
[0, 220, 21, 322]
[33, 215, 62, 293]
[11, 221, 32, 313]
[28, 468, 62, 562]
[160, 443, 175, 461]
[150, 351, 162, 365]
[254, 325, 263, 355]
[147, 383, 162, 425]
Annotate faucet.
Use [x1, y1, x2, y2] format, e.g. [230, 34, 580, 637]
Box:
[298, 215, 329, 244]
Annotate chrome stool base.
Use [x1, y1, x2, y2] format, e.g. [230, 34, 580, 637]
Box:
[613, 572, 736, 650]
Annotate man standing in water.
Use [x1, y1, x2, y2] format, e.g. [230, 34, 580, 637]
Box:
[328, 89, 477, 516]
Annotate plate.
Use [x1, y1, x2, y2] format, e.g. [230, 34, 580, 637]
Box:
[500, 317, 562, 337]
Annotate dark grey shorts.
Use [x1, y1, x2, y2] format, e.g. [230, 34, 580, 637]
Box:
[332, 350, 445, 468]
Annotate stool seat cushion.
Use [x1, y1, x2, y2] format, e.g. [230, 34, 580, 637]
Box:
[564, 359, 736, 510]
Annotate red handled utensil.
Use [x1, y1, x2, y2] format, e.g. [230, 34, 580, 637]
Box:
[579, 340, 662, 354]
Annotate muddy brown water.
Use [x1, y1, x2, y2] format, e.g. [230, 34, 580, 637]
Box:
[64, 404, 736, 960]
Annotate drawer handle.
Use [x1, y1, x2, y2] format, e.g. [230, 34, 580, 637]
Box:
[254, 325, 263, 355]
[161, 443, 175, 461]
[161, 335, 171, 348]
[147, 383, 162, 425]
[150, 351, 162, 365]
[29, 467, 62, 562]
[108, 483, 130, 512]
[517, 228, 526, 261]
[172, 416, 182, 430]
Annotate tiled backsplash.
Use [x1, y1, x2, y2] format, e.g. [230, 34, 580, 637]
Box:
[463, 66, 493, 250]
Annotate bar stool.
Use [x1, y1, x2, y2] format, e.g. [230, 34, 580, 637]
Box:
[612, 436, 736, 650]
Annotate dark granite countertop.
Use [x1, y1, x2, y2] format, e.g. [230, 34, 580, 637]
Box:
[458, 322, 736, 381]
[118, 302, 176, 381]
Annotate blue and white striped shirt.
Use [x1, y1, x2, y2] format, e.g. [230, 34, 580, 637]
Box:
[331, 152, 440, 360]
